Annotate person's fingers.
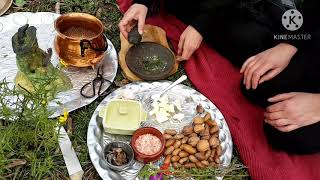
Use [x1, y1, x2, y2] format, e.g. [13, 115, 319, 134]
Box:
[119, 19, 129, 39]
[240, 56, 256, 73]
[137, 14, 146, 34]
[176, 56, 185, 61]
[268, 92, 298, 102]
[264, 111, 286, 120]
[119, 12, 135, 39]
[181, 43, 194, 60]
[266, 101, 286, 112]
[275, 124, 299, 132]
[123, 6, 132, 17]
[265, 118, 290, 127]
[243, 60, 256, 85]
[251, 62, 272, 89]
[259, 68, 282, 84]
[126, 21, 137, 33]
[181, 37, 197, 60]
[178, 33, 185, 55]
[245, 58, 262, 89]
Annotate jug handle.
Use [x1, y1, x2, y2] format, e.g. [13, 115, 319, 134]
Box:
[80, 34, 108, 57]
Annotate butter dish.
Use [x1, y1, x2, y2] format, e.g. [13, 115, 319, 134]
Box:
[99, 99, 147, 135]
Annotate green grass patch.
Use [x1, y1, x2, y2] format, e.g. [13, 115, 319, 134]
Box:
[0, 80, 66, 179]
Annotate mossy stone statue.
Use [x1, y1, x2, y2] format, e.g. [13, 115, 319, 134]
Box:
[12, 24, 72, 99]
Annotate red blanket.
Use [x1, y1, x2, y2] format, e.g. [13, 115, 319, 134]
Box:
[117, 1, 320, 179]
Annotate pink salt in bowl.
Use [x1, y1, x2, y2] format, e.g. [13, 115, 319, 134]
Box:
[130, 127, 165, 163]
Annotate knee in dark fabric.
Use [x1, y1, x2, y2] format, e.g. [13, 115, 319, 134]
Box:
[240, 51, 311, 108]
[223, 22, 274, 67]
[311, 29, 320, 50]
[240, 80, 281, 108]
[227, 22, 272, 53]
[263, 122, 320, 154]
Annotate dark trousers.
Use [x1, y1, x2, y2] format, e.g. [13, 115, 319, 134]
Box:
[203, 4, 320, 154]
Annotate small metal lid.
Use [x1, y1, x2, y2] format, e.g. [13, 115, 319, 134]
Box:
[0, 0, 13, 16]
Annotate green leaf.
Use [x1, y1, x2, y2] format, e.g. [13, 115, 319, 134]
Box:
[14, 0, 26, 7]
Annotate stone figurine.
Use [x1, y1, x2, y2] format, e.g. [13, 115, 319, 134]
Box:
[12, 24, 72, 98]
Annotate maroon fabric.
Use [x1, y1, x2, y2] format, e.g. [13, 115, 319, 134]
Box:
[117, 1, 320, 179]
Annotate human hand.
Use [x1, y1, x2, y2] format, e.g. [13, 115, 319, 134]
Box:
[240, 43, 297, 90]
[177, 26, 203, 61]
[118, 4, 148, 39]
[265, 93, 320, 132]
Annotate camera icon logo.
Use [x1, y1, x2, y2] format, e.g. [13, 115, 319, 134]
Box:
[282, 9, 303, 31]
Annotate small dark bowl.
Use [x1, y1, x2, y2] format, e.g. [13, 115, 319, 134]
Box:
[103, 142, 134, 171]
[130, 127, 165, 163]
[125, 42, 175, 81]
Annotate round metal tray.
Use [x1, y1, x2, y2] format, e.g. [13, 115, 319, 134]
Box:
[0, 12, 118, 117]
[87, 81, 233, 179]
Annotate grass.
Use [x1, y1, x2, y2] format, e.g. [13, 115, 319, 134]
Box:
[0, 79, 67, 179]
[3, 0, 248, 179]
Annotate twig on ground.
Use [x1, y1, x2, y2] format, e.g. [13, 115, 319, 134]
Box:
[67, 117, 73, 135]
[55, 1, 60, 14]
[6, 159, 27, 168]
